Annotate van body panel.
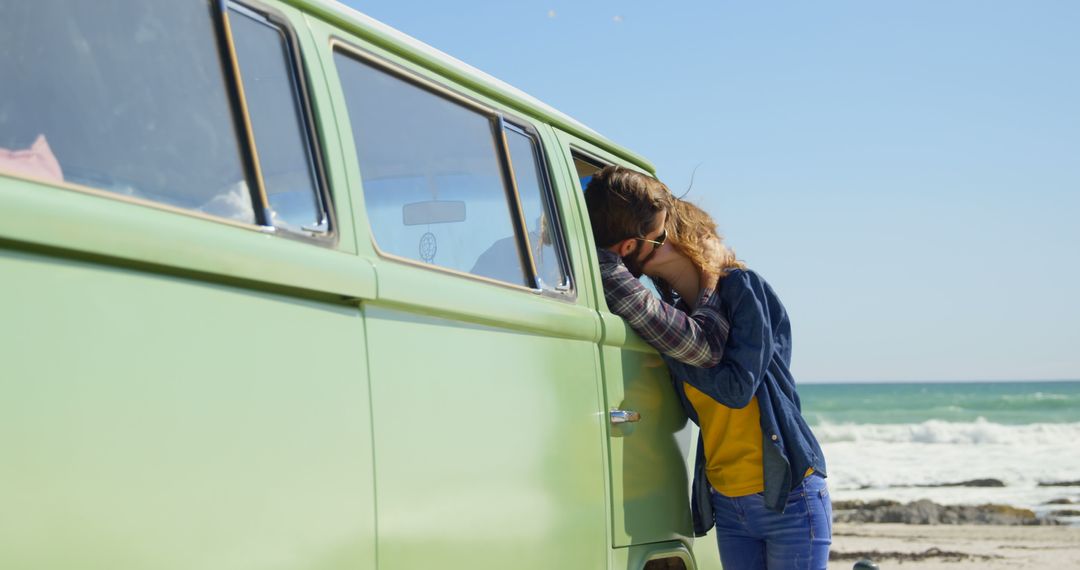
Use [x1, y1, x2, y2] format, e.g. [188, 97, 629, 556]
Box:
[364, 298, 609, 569]
[281, 0, 358, 256]
[536, 121, 601, 312]
[370, 261, 599, 341]
[302, 14, 377, 261]
[600, 342, 698, 546]
[0, 247, 377, 570]
[551, 129, 699, 547]
[0, 175, 376, 301]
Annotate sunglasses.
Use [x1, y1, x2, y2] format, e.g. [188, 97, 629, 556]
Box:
[635, 229, 667, 248]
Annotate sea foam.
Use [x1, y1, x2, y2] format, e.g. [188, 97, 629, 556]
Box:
[818, 420, 1080, 515]
[815, 418, 1080, 445]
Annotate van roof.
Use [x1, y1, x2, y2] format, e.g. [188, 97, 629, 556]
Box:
[293, 0, 656, 174]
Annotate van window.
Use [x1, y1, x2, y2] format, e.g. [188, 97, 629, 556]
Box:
[572, 153, 606, 191]
[228, 2, 328, 234]
[334, 50, 529, 287]
[503, 125, 569, 292]
[0, 1, 254, 223]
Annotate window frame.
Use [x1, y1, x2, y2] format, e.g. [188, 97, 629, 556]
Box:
[502, 120, 575, 297]
[219, 0, 337, 243]
[330, 39, 577, 299]
[570, 147, 611, 181]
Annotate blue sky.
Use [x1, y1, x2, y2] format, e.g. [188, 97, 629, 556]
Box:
[344, 1, 1079, 382]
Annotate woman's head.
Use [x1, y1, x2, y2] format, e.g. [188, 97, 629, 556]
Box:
[661, 199, 745, 276]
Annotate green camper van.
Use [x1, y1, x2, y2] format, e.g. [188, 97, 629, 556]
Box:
[0, 1, 724, 568]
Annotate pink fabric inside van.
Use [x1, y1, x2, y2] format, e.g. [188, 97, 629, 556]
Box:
[0, 134, 64, 183]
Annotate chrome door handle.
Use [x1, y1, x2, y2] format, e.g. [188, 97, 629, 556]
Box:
[610, 409, 641, 424]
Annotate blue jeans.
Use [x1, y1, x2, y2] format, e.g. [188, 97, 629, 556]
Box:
[710, 475, 832, 570]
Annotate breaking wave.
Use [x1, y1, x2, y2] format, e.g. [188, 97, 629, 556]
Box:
[815, 418, 1080, 445]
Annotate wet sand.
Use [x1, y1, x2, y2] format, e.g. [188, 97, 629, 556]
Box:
[831, 523, 1080, 569]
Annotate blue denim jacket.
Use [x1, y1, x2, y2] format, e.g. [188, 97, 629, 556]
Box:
[663, 269, 826, 537]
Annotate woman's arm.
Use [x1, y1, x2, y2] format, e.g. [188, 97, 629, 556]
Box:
[678, 270, 773, 409]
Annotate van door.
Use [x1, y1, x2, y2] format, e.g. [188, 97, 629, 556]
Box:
[551, 131, 699, 547]
[321, 30, 609, 570]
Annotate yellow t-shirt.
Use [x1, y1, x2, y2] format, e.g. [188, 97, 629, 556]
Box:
[684, 384, 765, 497]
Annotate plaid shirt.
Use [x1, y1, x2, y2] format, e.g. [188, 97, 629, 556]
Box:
[597, 248, 729, 367]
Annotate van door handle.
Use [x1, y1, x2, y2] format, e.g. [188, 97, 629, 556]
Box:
[609, 409, 641, 424]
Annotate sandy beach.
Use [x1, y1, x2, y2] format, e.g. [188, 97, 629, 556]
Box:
[831, 523, 1080, 569]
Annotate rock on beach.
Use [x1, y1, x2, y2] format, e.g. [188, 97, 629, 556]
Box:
[832, 499, 1058, 525]
[1038, 479, 1080, 487]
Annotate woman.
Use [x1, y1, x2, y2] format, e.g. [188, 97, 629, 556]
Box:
[643, 199, 831, 570]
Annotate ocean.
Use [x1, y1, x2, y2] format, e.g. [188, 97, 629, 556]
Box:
[798, 380, 1080, 523]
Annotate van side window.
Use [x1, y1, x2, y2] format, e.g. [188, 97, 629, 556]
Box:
[503, 126, 570, 292]
[572, 153, 606, 191]
[333, 50, 530, 287]
[0, 1, 254, 223]
[228, 2, 329, 235]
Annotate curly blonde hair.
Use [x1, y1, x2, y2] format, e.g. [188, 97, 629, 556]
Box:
[667, 199, 746, 276]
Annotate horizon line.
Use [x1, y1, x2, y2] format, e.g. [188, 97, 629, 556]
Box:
[800, 377, 1080, 385]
